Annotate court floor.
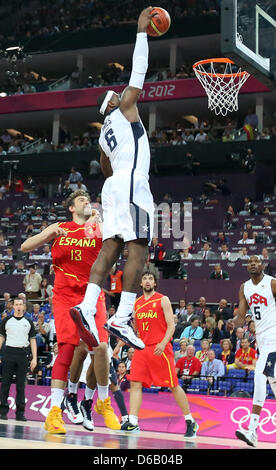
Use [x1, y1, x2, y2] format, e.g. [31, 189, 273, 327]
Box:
[0, 418, 274, 450]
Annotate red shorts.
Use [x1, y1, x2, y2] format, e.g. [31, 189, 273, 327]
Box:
[129, 342, 179, 389]
[52, 287, 108, 346]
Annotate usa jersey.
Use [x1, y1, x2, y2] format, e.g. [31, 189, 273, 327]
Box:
[51, 220, 102, 290]
[244, 274, 276, 340]
[99, 108, 150, 178]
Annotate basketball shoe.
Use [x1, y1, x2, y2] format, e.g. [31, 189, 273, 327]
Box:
[64, 393, 83, 424]
[69, 306, 99, 348]
[235, 427, 258, 447]
[80, 399, 94, 431]
[94, 397, 121, 430]
[184, 420, 198, 438]
[120, 420, 140, 432]
[104, 316, 145, 350]
[44, 406, 66, 434]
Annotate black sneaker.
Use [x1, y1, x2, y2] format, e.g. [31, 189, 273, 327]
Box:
[80, 399, 94, 431]
[120, 420, 140, 432]
[69, 306, 99, 348]
[64, 393, 83, 424]
[184, 420, 198, 438]
[16, 415, 27, 422]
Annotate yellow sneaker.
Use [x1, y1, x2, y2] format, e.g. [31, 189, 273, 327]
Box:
[44, 406, 66, 434]
[94, 397, 121, 430]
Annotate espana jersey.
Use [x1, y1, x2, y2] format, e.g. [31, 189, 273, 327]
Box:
[134, 292, 167, 346]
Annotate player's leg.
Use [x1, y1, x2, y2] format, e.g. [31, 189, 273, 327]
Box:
[64, 341, 88, 425]
[109, 377, 129, 425]
[69, 238, 123, 347]
[45, 342, 75, 434]
[105, 239, 148, 349]
[93, 342, 120, 430]
[171, 385, 198, 438]
[121, 380, 142, 432]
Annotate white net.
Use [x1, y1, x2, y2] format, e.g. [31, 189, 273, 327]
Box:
[193, 60, 250, 116]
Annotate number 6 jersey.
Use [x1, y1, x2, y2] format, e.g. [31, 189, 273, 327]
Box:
[244, 274, 276, 340]
[99, 107, 155, 245]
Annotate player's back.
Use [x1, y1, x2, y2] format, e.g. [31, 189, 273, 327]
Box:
[244, 274, 276, 340]
[99, 108, 150, 178]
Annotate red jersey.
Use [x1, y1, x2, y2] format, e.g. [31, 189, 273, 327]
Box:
[175, 356, 202, 376]
[110, 270, 123, 294]
[134, 292, 168, 346]
[235, 347, 257, 366]
[51, 220, 102, 291]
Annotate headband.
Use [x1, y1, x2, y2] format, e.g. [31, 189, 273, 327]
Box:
[99, 90, 115, 116]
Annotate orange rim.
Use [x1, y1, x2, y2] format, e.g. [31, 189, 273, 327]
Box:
[193, 58, 249, 79]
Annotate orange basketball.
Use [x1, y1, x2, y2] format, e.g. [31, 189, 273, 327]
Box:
[147, 7, 171, 37]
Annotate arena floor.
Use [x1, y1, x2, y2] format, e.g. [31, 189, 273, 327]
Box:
[0, 418, 273, 450]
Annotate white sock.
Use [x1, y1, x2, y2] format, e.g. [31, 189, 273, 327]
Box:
[129, 414, 138, 426]
[115, 291, 137, 320]
[78, 283, 101, 315]
[51, 388, 65, 409]
[184, 413, 194, 422]
[249, 413, 260, 432]
[97, 384, 109, 401]
[68, 380, 78, 394]
[85, 386, 96, 401]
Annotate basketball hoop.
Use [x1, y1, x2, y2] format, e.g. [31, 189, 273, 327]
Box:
[193, 58, 250, 116]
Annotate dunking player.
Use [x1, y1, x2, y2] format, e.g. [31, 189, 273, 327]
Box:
[120, 272, 198, 438]
[21, 190, 120, 433]
[235, 255, 276, 447]
[69, 7, 156, 351]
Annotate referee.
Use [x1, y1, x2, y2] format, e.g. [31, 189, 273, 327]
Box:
[0, 297, 37, 421]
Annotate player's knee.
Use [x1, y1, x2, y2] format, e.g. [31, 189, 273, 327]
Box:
[130, 381, 142, 391]
[93, 342, 108, 357]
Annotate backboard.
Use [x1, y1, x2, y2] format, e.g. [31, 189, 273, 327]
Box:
[221, 0, 276, 89]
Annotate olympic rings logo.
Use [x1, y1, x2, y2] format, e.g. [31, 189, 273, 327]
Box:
[231, 406, 276, 434]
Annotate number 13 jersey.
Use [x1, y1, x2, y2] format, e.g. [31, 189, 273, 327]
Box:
[244, 274, 276, 341]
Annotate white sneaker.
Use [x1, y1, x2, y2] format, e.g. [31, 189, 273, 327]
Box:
[104, 316, 145, 350]
[80, 399, 94, 431]
[235, 428, 258, 447]
[64, 393, 83, 424]
[69, 306, 100, 348]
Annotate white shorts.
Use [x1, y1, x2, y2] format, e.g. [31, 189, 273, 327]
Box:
[255, 333, 276, 378]
[101, 170, 154, 244]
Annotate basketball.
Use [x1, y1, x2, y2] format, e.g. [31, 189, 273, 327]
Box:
[147, 7, 171, 37]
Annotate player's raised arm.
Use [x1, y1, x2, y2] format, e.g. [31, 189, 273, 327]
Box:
[99, 145, 113, 178]
[120, 7, 155, 120]
[20, 222, 67, 252]
[233, 283, 249, 328]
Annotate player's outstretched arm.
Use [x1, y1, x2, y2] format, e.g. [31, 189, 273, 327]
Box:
[20, 222, 67, 252]
[120, 7, 155, 121]
[234, 283, 248, 328]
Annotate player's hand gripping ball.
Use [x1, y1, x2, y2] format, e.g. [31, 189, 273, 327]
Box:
[147, 7, 171, 37]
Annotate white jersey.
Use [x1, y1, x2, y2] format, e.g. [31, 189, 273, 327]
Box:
[99, 107, 150, 178]
[244, 274, 276, 342]
[99, 107, 154, 244]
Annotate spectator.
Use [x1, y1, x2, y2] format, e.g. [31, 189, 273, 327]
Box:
[195, 339, 210, 364]
[220, 244, 231, 260]
[185, 303, 196, 324]
[106, 264, 123, 309]
[259, 247, 270, 261]
[194, 296, 207, 320]
[174, 299, 187, 322]
[31, 303, 41, 323]
[68, 167, 83, 191]
[243, 108, 258, 129]
[179, 247, 193, 259]
[0, 262, 8, 275]
[117, 361, 130, 391]
[197, 242, 217, 260]
[124, 347, 135, 373]
[238, 231, 255, 245]
[175, 345, 201, 390]
[0, 292, 11, 313]
[233, 326, 245, 353]
[214, 231, 229, 245]
[218, 339, 235, 370]
[202, 317, 223, 344]
[239, 197, 255, 216]
[148, 237, 166, 263]
[180, 315, 203, 342]
[23, 264, 42, 299]
[34, 312, 50, 352]
[3, 247, 15, 260]
[237, 247, 250, 260]
[61, 180, 73, 199]
[40, 278, 53, 302]
[201, 350, 225, 385]
[194, 129, 207, 143]
[12, 261, 28, 275]
[17, 292, 33, 315]
[41, 245, 52, 259]
[174, 338, 188, 362]
[217, 299, 233, 321]
[210, 263, 230, 280]
[244, 320, 257, 350]
[234, 338, 257, 371]
[3, 300, 14, 317]
[89, 159, 101, 178]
